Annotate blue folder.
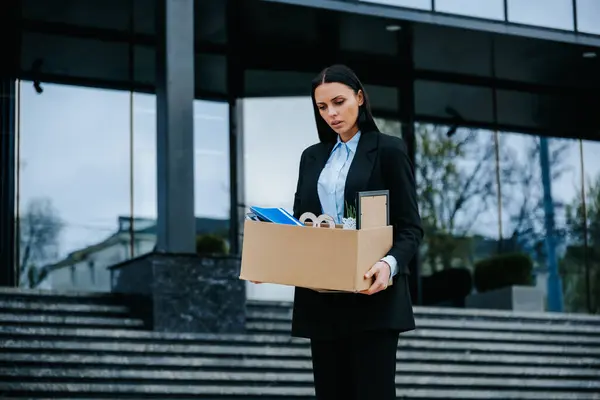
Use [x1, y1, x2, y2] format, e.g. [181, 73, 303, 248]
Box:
[249, 206, 304, 226]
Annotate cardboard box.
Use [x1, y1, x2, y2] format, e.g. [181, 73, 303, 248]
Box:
[239, 191, 393, 292]
[239, 220, 393, 292]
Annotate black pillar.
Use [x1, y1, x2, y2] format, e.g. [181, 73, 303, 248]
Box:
[228, 100, 245, 255]
[0, 0, 20, 287]
[227, 0, 245, 256]
[0, 79, 17, 288]
[399, 23, 422, 305]
[155, 0, 196, 253]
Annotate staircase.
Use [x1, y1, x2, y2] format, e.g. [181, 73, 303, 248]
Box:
[1, 287, 599, 399]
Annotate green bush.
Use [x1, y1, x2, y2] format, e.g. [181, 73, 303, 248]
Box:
[195, 234, 228, 255]
[473, 252, 534, 293]
[422, 267, 473, 306]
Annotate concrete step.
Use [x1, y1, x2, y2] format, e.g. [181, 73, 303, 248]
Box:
[2, 359, 599, 379]
[245, 321, 600, 346]
[4, 367, 600, 392]
[0, 313, 145, 329]
[247, 310, 600, 336]
[0, 326, 308, 345]
[3, 338, 600, 360]
[2, 382, 600, 399]
[2, 347, 597, 368]
[3, 323, 600, 350]
[246, 301, 600, 326]
[0, 287, 138, 305]
[0, 300, 130, 317]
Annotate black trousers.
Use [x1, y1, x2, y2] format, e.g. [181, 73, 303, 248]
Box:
[309, 330, 399, 400]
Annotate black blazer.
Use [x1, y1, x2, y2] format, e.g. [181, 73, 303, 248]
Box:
[290, 130, 424, 339]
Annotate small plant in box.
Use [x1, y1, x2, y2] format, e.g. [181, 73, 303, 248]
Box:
[343, 201, 357, 230]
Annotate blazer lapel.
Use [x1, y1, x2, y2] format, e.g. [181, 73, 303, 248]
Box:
[344, 131, 378, 214]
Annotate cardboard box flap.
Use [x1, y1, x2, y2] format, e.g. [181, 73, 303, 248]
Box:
[357, 190, 389, 229]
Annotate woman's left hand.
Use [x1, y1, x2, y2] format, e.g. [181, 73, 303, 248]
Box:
[360, 261, 391, 295]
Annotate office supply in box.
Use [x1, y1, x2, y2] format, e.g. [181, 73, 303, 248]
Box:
[245, 212, 259, 221]
[249, 206, 304, 226]
[357, 190, 389, 229]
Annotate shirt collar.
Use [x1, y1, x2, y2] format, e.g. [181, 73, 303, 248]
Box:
[334, 130, 361, 154]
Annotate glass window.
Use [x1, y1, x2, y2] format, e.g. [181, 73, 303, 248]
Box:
[131, 93, 159, 257]
[134, 46, 156, 87]
[497, 132, 579, 258]
[243, 97, 316, 213]
[132, 93, 157, 227]
[507, 0, 574, 31]
[23, 0, 154, 35]
[17, 81, 230, 290]
[22, 0, 129, 31]
[192, 100, 231, 253]
[244, 0, 319, 45]
[569, 140, 600, 313]
[576, 0, 600, 35]
[436, 0, 505, 20]
[546, 137, 583, 311]
[195, 0, 227, 44]
[496, 90, 586, 136]
[339, 13, 399, 56]
[493, 36, 596, 90]
[242, 96, 317, 302]
[415, 123, 501, 305]
[244, 70, 315, 98]
[413, 24, 493, 77]
[18, 82, 130, 291]
[374, 117, 402, 139]
[359, 0, 431, 11]
[497, 132, 595, 313]
[131, 95, 231, 255]
[196, 54, 227, 96]
[415, 80, 494, 125]
[21, 32, 129, 84]
[497, 133, 541, 243]
[364, 84, 400, 114]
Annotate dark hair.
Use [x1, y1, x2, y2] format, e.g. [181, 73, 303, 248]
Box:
[311, 64, 380, 143]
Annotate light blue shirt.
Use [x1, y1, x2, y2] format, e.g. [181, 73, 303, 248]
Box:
[317, 131, 398, 278]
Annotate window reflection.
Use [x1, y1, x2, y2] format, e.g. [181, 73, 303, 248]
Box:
[17, 82, 230, 291]
[563, 140, 600, 313]
[339, 13, 399, 56]
[498, 133, 580, 304]
[18, 82, 130, 290]
[576, 0, 600, 35]
[359, 0, 431, 11]
[243, 97, 316, 213]
[507, 0, 574, 31]
[497, 133, 545, 249]
[416, 124, 500, 273]
[132, 95, 231, 256]
[132, 92, 158, 254]
[436, 0, 505, 21]
[192, 100, 231, 255]
[374, 117, 402, 139]
[242, 96, 317, 302]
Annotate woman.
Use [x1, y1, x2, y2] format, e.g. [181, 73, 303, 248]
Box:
[291, 64, 423, 400]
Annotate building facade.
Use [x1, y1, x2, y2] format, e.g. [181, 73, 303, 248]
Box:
[1, 0, 599, 312]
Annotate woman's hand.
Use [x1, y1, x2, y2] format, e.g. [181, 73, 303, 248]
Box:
[360, 261, 391, 295]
